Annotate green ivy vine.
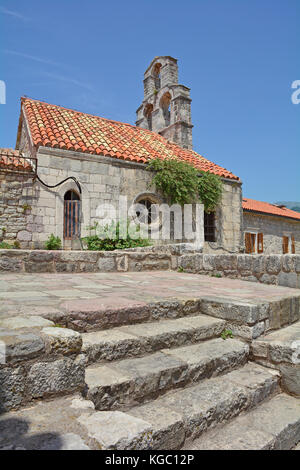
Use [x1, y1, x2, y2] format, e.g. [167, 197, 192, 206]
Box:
[147, 157, 223, 212]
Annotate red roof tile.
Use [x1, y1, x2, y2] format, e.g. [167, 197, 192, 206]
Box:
[21, 97, 239, 180]
[0, 148, 32, 172]
[243, 198, 300, 221]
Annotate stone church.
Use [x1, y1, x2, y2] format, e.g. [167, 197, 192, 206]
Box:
[0, 56, 299, 253]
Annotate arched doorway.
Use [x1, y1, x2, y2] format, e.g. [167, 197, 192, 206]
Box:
[64, 190, 81, 239]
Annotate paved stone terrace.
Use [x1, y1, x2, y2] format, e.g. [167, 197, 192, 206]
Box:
[0, 271, 299, 320]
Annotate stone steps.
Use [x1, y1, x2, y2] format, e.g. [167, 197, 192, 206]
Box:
[85, 337, 249, 410]
[251, 320, 300, 396]
[182, 393, 300, 450]
[80, 362, 280, 450]
[82, 314, 226, 364]
[0, 363, 281, 450]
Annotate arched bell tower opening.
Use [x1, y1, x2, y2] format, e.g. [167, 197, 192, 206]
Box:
[160, 92, 171, 127]
[64, 190, 81, 239]
[136, 56, 193, 150]
[144, 103, 154, 130]
[152, 62, 162, 90]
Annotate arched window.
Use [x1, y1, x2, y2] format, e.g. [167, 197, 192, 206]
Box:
[134, 194, 161, 225]
[160, 92, 171, 127]
[144, 103, 153, 130]
[64, 190, 81, 239]
[152, 63, 162, 90]
[64, 190, 80, 201]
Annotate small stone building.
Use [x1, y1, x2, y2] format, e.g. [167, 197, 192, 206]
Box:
[243, 198, 300, 254]
[0, 56, 243, 252]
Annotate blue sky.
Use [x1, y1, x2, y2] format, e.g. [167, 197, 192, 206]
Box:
[0, 0, 299, 202]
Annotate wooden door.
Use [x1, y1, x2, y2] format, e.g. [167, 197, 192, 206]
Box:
[64, 200, 81, 239]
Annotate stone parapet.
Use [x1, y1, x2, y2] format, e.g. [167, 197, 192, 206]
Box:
[0, 244, 198, 274]
[178, 254, 300, 289]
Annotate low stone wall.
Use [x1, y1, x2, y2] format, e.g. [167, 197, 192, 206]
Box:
[0, 316, 85, 411]
[1, 248, 300, 290]
[178, 254, 300, 289]
[0, 244, 195, 274]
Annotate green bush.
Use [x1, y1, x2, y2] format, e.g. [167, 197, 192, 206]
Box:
[0, 241, 12, 249]
[44, 234, 62, 250]
[82, 220, 151, 251]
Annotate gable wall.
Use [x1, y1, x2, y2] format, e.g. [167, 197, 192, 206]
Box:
[243, 211, 300, 254]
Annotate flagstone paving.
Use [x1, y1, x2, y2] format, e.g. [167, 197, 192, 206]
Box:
[0, 271, 299, 320]
[0, 271, 299, 450]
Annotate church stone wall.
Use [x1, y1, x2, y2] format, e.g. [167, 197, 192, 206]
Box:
[28, 147, 204, 249]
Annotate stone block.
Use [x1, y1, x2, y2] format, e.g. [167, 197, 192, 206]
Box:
[265, 255, 282, 274]
[26, 357, 85, 398]
[0, 316, 54, 330]
[215, 255, 237, 271]
[129, 403, 185, 450]
[42, 327, 82, 355]
[279, 364, 300, 396]
[24, 262, 55, 273]
[0, 367, 25, 411]
[237, 255, 253, 273]
[294, 256, 300, 273]
[282, 255, 295, 273]
[260, 273, 277, 285]
[98, 256, 116, 272]
[0, 255, 23, 272]
[77, 411, 153, 450]
[202, 255, 215, 271]
[0, 331, 45, 364]
[268, 301, 282, 330]
[278, 272, 298, 288]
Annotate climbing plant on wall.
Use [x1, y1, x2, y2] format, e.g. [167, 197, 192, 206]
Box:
[147, 157, 199, 206]
[197, 170, 223, 213]
[147, 157, 223, 211]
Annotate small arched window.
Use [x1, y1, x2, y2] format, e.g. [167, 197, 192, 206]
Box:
[144, 103, 153, 130]
[64, 190, 80, 201]
[160, 92, 171, 127]
[152, 63, 162, 90]
[134, 194, 161, 225]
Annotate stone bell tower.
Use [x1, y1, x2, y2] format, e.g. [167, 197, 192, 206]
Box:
[136, 56, 193, 150]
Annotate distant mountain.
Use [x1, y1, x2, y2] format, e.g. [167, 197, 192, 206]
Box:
[275, 201, 300, 213]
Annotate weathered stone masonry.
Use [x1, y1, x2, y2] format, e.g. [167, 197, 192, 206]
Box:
[243, 211, 300, 254]
[0, 172, 36, 248]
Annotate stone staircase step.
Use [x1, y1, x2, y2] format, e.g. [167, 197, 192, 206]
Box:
[251, 320, 300, 396]
[0, 363, 281, 450]
[82, 314, 226, 364]
[182, 393, 300, 450]
[80, 363, 280, 449]
[85, 338, 249, 410]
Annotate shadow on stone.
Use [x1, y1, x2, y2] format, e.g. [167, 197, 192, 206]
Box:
[0, 417, 64, 450]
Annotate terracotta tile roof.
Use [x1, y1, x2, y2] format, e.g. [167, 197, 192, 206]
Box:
[243, 198, 300, 221]
[0, 148, 32, 172]
[21, 97, 239, 180]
